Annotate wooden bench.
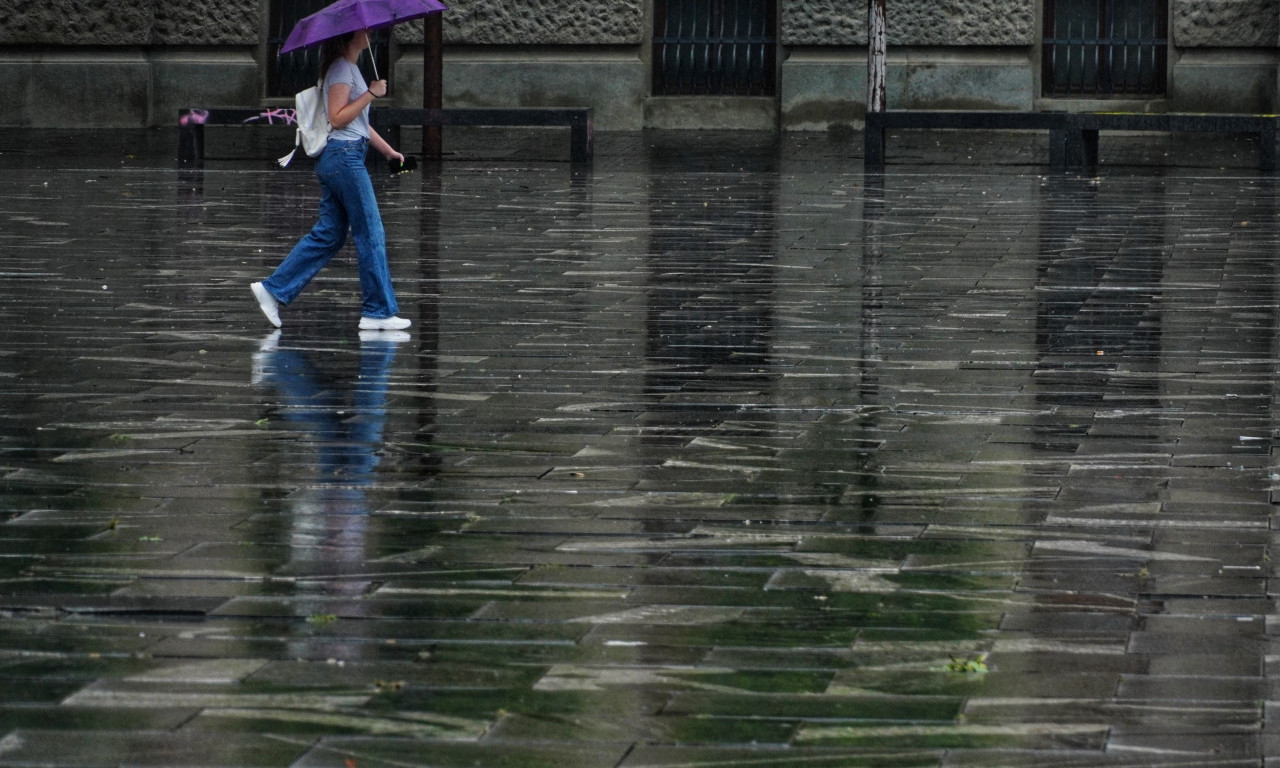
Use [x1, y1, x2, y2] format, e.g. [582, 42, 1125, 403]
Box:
[864, 110, 1073, 169]
[1073, 112, 1277, 171]
[372, 108, 592, 164]
[864, 110, 1279, 171]
[177, 105, 593, 168]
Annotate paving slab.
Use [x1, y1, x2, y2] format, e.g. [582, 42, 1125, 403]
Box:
[2, 127, 1280, 765]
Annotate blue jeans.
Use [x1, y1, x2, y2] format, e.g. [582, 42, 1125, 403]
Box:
[262, 139, 399, 319]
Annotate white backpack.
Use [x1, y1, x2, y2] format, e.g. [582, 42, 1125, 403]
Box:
[278, 80, 330, 167]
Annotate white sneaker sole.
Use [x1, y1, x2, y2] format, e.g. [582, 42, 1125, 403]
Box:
[358, 316, 411, 331]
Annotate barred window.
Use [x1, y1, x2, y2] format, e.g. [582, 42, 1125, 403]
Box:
[1043, 0, 1167, 97]
[653, 0, 777, 97]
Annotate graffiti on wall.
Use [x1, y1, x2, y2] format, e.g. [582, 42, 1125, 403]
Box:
[178, 109, 300, 127]
[243, 109, 299, 126]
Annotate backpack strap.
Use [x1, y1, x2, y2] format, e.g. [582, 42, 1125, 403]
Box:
[277, 78, 324, 168]
[277, 142, 298, 168]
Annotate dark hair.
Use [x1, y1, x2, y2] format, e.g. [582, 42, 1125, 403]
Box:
[320, 31, 357, 80]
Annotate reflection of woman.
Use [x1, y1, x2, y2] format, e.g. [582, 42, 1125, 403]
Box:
[253, 329, 407, 596]
[251, 29, 412, 333]
[254, 330, 403, 485]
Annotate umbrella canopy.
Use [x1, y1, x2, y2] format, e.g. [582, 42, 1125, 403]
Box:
[280, 0, 448, 54]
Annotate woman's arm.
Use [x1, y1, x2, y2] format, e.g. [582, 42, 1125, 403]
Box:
[327, 79, 388, 130]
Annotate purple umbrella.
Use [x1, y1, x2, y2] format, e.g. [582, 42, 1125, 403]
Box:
[280, 0, 448, 54]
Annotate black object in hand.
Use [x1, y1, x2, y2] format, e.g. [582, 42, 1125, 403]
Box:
[389, 156, 417, 175]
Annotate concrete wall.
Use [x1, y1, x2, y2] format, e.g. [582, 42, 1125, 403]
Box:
[1169, 0, 1280, 112]
[0, 0, 259, 45]
[1173, 0, 1279, 47]
[396, 0, 648, 129]
[782, 0, 1037, 45]
[0, 0, 259, 127]
[781, 0, 1280, 126]
[780, 0, 1037, 129]
[0, 0, 1278, 130]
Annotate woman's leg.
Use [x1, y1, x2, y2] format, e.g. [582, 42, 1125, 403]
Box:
[262, 155, 349, 306]
[327, 142, 399, 319]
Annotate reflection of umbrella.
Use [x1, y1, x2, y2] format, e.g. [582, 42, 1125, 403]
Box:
[280, 0, 448, 54]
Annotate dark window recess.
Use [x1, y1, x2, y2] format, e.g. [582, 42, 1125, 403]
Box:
[1043, 0, 1167, 97]
[653, 0, 776, 97]
[268, 0, 390, 98]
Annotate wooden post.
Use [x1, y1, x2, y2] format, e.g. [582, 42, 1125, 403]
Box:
[423, 14, 443, 159]
[867, 0, 886, 113]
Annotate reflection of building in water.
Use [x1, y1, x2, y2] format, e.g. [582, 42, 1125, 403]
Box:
[638, 135, 782, 541]
[642, 135, 779, 415]
[835, 171, 887, 530]
[1020, 175, 1170, 638]
[1034, 175, 1164, 425]
[253, 330, 408, 597]
[1021, 175, 1280, 707]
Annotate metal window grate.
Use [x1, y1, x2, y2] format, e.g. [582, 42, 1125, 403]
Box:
[1043, 0, 1167, 97]
[267, 0, 390, 98]
[653, 0, 776, 97]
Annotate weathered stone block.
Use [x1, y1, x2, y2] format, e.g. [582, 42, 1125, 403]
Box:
[0, 51, 150, 126]
[781, 56, 867, 129]
[395, 53, 643, 129]
[782, 0, 1036, 46]
[1172, 0, 1279, 47]
[152, 0, 259, 45]
[781, 51, 1034, 130]
[0, 0, 258, 45]
[1171, 51, 1277, 111]
[899, 60, 1034, 109]
[644, 97, 777, 130]
[0, 0, 153, 45]
[152, 52, 259, 125]
[396, 0, 644, 45]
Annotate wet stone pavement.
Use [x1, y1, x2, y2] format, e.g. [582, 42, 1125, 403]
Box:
[2, 127, 1280, 767]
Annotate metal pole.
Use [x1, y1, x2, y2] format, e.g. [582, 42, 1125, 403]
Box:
[423, 14, 443, 159]
[867, 0, 886, 113]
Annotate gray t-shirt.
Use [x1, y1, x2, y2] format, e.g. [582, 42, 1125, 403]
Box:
[324, 58, 370, 143]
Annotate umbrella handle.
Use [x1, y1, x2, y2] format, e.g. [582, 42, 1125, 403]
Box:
[369, 42, 379, 82]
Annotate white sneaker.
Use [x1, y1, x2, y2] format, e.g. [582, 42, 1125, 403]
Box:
[251, 282, 281, 328]
[358, 315, 411, 331]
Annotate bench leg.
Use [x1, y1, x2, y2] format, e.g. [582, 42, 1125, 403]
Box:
[1056, 128, 1098, 170]
[1050, 127, 1069, 169]
[864, 123, 886, 169]
[570, 121, 593, 164]
[1083, 129, 1099, 167]
[1261, 123, 1276, 171]
[178, 122, 204, 169]
[424, 125, 442, 160]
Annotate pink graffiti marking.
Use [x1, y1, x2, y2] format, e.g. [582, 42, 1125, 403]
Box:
[244, 109, 299, 126]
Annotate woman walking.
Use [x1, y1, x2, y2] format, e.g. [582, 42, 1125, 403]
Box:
[251, 29, 411, 332]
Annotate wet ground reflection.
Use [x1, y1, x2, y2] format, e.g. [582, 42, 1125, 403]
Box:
[0, 131, 1277, 765]
[253, 330, 409, 599]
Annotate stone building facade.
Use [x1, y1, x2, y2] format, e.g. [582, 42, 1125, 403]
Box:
[1, 0, 1276, 130]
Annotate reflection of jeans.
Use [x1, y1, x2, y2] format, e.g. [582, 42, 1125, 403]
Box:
[261, 335, 400, 490]
[262, 139, 399, 319]
[257, 332, 404, 595]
